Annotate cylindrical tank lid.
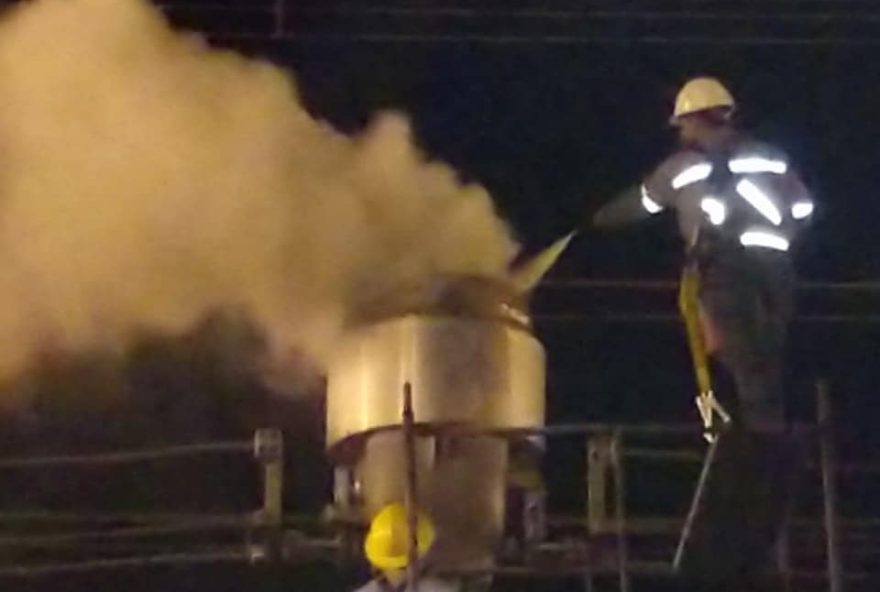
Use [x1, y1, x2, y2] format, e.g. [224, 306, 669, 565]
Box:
[348, 274, 532, 330]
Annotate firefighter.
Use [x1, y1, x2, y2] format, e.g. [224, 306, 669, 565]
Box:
[354, 503, 459, 592]
[591, 76, 813, 429]
[589, 77, 814, 590]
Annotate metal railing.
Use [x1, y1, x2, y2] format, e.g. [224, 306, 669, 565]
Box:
[0, 429, 286, 577]
[352, 380, 876, 591]
[0, 383, 874, 591]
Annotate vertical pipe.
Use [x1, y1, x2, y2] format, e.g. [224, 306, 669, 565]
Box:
[818, 380, 843, 592]
[402, 382, 420, 590]
[611, 429, 630, 592]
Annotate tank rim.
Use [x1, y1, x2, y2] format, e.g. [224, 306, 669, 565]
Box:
[347, 274, 532, 330]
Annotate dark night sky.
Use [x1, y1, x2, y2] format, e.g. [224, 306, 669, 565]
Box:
[240, 0, 880, 446]
[241, 2, 880, 283]
[2, 0, 879, 590]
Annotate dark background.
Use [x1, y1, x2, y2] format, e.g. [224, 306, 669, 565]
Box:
[0, 0, 878, 590]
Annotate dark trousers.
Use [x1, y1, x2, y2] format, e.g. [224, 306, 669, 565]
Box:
[698, 248, 795, 428]
[680, 247, 799, 591]
[680, 429, 802, 592]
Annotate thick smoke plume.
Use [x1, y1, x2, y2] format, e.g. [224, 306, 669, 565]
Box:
[0, 0, 517, 384]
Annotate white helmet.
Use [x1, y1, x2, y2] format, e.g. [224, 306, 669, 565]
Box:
[671, 77, 735, 124]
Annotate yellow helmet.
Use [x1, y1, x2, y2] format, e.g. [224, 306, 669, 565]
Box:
[364, 503, 436, 572]
[671, 77, 735, 123]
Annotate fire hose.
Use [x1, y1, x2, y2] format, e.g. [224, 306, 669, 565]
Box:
[678, 262, 731, 443]
[526, 226, 730, 442]
[673, 258, 733, 569]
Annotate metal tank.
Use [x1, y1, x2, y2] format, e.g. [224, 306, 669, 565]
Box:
[325, 275, 546, 573]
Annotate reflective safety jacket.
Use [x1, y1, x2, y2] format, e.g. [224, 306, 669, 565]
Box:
[592, 136, 814, 254]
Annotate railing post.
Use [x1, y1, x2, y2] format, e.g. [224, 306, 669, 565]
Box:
[818, 380, 843, 592]
[611, 429, 630, 592]
[587, 434, 613, 534]
[254, 428, 284, 559]
[523, 487, 547, 547]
